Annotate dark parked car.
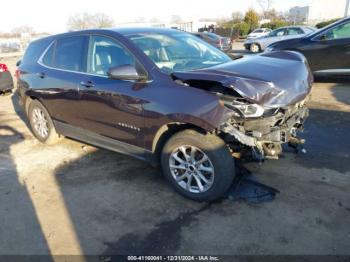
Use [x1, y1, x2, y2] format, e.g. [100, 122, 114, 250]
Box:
[265, 17, 350, 75]
[17, 28, 312, 201]
[192, 32, 232, 52]
[0, 63, 14, 94]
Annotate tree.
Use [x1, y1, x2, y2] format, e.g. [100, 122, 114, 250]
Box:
[170, 15, 183, 24]
[93, 13, 114, 28]
[264, 8, 278, 20]
[244, 9, 260, 32]
[12, 26, 34, 37]
[231, 11, 243, 23]
[235, 22, 250, 36]
[67, 13, 114, 31]
[150, 17, 161, 23]
[257, 0, 274, 18]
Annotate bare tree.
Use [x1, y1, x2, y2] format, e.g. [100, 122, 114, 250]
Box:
[93, 13, 114, 28]
[67, 13, 114, 31]
[135, 17, 147, 23]
[150, 17, 161, 23]
[12, 26, 34, 37]
[257, 0, 274, 18]
[231, 11, 243, 23]
[170, 15, 183, 24]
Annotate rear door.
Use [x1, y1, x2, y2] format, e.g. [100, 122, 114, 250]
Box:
[38, 35, 88, 124]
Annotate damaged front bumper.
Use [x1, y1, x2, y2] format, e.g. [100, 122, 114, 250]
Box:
[220, 102, 309, 159]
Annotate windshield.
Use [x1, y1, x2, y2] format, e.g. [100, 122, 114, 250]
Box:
[128, 32, 231, 73]
[252, 29, 264, 33]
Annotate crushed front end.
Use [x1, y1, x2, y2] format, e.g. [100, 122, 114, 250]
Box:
[219, 97, 309, 160]
[172, 50, 313, 160]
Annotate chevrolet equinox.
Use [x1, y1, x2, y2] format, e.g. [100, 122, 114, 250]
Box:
[17, 28, 313, 201]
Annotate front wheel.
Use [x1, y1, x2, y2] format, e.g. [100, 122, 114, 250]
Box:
[161, 130, 235, 202]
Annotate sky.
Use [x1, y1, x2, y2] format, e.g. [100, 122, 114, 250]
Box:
[1, 0, 310, 33]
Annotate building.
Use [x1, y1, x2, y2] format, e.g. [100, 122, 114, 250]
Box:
[290, 0, 350, 25]
[289, 6, 309, 24]
[115, 21, 217, 33]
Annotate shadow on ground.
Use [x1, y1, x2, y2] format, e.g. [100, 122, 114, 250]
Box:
[0, 124, 52, 256]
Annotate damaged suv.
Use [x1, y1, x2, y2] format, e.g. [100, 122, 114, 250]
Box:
[17, 28, 312, 201]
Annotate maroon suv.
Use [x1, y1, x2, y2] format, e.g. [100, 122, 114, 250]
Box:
[17, 28, 313, 201]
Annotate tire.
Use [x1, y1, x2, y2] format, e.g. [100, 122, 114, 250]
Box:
[27, 100, 61, 144]
[250, 43, 261, 53]
[161, 129, 235, 202]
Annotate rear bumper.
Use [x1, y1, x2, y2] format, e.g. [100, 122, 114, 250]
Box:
[0, 72, 14, 92]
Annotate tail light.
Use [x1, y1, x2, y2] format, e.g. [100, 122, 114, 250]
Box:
[0, 64, 9, 73]
[15, 69, 20, 79]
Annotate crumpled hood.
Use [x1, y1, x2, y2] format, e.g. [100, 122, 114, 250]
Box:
[172, 51, 313, 108]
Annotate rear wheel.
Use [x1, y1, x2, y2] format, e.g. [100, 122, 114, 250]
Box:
[161, 129, 235, 202]
[250, 43, 261, 53]
[28, 100, 61, 144]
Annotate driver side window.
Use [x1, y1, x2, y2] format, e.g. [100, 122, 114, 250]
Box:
[87, 35, 135, 76]
[324, 22, 350, 40]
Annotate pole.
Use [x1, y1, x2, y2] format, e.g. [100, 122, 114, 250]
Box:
[345, 0, 350, 17]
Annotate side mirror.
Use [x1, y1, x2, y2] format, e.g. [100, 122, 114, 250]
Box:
[107, 64, 147, 81]
[16, 60, 21, 67]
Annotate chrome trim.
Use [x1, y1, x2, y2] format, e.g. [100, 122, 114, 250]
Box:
[314, 69, 350, 74]
[37, 36, 153, 83]
[54, 120, 151, 161]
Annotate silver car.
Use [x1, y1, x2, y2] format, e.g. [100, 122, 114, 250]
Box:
[244, 26, 316, 53]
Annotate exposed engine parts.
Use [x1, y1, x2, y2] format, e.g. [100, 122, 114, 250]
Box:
[219, 99, 309, 160]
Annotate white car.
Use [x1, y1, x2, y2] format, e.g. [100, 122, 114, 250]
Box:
[247, 28, 272, 39]
[244, 26, 316, 53]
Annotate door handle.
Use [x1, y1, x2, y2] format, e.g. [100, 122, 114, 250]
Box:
[79, 81, 95, 88]
[36, 72, 45, 79]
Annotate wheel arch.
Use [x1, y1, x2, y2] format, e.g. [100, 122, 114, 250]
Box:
[24, 89, 44, 115]
[151, 122, 210, 163]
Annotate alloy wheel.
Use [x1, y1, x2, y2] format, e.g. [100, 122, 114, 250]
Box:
[32, 107, 49, 139]
[169, 145, 215, 194]
[250, 44, 260, 53]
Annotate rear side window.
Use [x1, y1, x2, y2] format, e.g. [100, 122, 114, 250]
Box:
[269, 29, 286, 37]
[41, 42, 55, 67]
[287, 28, 303, 35]
[53, 36, 86, 71]
[21, 38, 52, 66]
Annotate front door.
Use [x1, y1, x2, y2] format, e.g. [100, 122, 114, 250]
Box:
[305, 21, 350, 72]
[77, 35, 147, 149]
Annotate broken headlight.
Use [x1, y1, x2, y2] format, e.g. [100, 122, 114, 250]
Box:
[233, 103, 264, 118]
[220, 97, 265, 118]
